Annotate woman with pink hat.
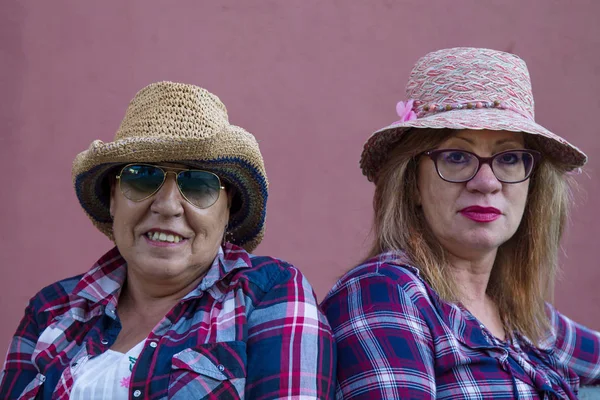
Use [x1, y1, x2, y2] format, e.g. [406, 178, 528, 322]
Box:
[322, 48, 599, 398]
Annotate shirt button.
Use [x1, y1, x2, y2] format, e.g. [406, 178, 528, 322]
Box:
[149, 341, 157, 348]
[133, 389, 142, 397]
[217, 364, 225, 372]
[100, 339, 109, 345]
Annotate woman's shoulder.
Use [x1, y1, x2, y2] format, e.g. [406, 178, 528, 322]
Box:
[22, 273, 87, 330]
[20, 247, 125, 318]
[331, 251, 425, 289]
[224, 245, 310, 295]
[322, 251, 430, 307]
[320, 252, 444, 339]
[29, 274, 85, 307]
[246, 253, 299, 288]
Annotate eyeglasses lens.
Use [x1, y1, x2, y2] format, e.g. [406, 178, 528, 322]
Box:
[119, 165, 222, 208]
[436, 150, 535, 183]
[119, 165, 165, 201]
[177, 170, 221, 208]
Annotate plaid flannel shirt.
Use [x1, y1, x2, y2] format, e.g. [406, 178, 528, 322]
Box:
[0, 242, 335, 399]
[321, 251, 600, 399]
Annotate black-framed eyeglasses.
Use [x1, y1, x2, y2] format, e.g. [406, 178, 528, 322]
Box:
[422, 149, 541, 184]
[115, 164, 225, 209]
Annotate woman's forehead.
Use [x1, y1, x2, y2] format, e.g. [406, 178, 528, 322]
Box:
[448, 129, 525, 146]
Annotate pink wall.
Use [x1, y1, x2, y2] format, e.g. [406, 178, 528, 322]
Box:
[1, 1, 599, 352]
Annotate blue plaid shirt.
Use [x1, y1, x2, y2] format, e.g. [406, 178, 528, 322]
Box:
[322, 251, 600, 399]
[0, 243, 335, 399]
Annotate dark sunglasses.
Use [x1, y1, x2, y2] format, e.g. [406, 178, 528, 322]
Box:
[115, 164, 225, 209]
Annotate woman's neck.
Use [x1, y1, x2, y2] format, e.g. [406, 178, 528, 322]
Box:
[117, 270, 205, 320]
[446, 249, 496, 303]
[446, 250, 506, 340]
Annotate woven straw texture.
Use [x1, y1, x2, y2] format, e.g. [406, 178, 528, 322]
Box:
[72, 82, 268, 252]
[360, 47, 587, 182]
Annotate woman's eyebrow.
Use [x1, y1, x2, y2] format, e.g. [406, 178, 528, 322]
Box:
[449, 136, 474, 145]
[494, 139, 524, 147]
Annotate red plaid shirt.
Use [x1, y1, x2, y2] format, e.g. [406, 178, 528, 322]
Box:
[0, 243, 335, 399]
[321, 251, 600, 399]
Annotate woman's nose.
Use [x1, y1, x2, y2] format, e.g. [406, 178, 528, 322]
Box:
[466, 163, 502, 193]
[150, 172, 185, 216]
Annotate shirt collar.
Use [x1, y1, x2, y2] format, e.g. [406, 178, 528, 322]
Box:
[72, 242, 252, 306]
[72, 246, 127, 306]
[377, 250, 501, 350]
[183, 242, 253, 300]
[379, 250, 558, 352]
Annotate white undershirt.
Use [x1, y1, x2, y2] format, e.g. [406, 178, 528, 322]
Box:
[70, 340, 145, 400]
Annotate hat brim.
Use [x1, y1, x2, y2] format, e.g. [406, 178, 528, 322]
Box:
[360, 108, 587, 181]
[72, 125, 267, 253]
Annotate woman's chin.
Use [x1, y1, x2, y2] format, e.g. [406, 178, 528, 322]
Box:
[443, 232, 509, 258]
[127, 255, 190, 278]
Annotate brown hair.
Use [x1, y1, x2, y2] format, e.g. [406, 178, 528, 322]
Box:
[368, 128, 574, 343]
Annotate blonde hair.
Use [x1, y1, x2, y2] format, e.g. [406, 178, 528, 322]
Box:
[368, 128, 574, 344]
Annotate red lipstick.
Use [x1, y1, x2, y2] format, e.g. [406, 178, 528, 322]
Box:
[460, 206, 501, 223]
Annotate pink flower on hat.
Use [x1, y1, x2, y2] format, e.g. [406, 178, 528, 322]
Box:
[395, 100, 417, 123]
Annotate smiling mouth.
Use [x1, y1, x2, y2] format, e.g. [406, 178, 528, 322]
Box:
[145, 231, 184, 243]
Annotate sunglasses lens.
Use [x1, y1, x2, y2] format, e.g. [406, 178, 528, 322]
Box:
[119, 165, 165, 201]
[177, 170, 222, 209]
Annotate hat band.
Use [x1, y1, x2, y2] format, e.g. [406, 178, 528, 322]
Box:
[399, 99, 533, 121]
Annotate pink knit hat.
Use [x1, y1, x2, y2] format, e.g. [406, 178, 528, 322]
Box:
[360, 47, 587, 181]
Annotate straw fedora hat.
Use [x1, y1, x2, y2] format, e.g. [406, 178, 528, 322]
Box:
[72, 81, 268, 252]
[360, 47, 587, 182]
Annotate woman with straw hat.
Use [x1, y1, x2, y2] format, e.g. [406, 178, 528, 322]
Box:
[0, 82, 335, 399]
[321, 48, 600, 399]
